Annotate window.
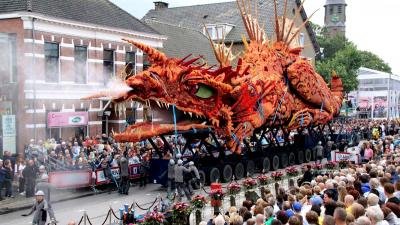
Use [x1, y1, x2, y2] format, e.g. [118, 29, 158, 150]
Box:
[74, 46, 87, 84]
[204, 25, 228, 40]
[103, 49, 114, 84]
[216, 26, 224, 39]
[329, 6, 334, 15]
[125, 52, 136, 77]
[0, 33, 17, 83]
[337, 5, 343, 14]
[44, 42, 59, 83]
[143, 53, 151, 71]
[206, 27, 213, 37]
[299, 33, 305, 47]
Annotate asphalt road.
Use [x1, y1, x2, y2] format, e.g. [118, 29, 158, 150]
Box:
[1, 184, 166, 225]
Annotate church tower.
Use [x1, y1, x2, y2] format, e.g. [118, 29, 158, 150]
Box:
[324, 0, 347, 37]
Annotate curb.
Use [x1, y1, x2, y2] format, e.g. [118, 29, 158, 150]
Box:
[0, 190, 108, 215]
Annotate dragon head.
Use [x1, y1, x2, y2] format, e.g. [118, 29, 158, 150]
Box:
[102, 39, 244, 146]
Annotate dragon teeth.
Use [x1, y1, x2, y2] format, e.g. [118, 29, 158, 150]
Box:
[156, 101, 161, 108]
[189, 112, 192, 117]
[201, 121, 207, 125]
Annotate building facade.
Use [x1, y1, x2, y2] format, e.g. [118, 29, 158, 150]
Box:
[0, 0, 166, 154]
[351, 67, 400, 119]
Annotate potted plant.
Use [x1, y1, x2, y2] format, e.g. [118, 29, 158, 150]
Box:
[325, 161, 337, 170]
[227, 183, 241, 206]
[191, 195, 207, 225]
[171, 202, 192, 225]
[257, 174, 270, 200]
[242, 178, 257, 190]
[143, 211, 164, 225]
[209, 189, 224, 213]
[271, 171, 284, 181]
[285, 166, 299, 177]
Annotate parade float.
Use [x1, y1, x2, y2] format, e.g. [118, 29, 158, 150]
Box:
[85, 0, 345, 185]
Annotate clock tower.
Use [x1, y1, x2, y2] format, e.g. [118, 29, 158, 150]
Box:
[324, 0, 347, 37]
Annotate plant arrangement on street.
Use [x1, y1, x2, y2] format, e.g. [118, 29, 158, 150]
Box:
[227, 183, 241, 196]
[242, 178, 257, 190]
[143, 211, 164, 225]
[271, 171, 284, 181]
[171, 202, 192, 225]
[209, 189, 225, 200]
[325, 161, 337, 169]
[257, 174, 270, 186]
[191, 195, 207, 209]
[285, 166, 299, 177]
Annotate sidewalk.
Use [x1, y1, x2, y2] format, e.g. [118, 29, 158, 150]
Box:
[0, 186, 108, 215]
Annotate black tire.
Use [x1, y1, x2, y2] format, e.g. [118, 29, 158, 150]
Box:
[280, 153, 288, 168]
[198, 170, 206, 186]
[288, 152, 296, 166]
[305, 149, 312, 162]
[297, 150, 304, 164]
[272, 155, 280, 171]
[222, 164, 233, 182]
[246, 160, 256, 176]
[234, 163, 245, 180]
[262, 157, 271, 173]
[209, 167, 220, 183]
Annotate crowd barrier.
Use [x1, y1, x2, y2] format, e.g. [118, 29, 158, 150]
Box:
[49, 164, 141, 189]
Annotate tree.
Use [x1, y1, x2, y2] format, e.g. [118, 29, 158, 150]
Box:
[358, 51, 391, 73]
[311, 22, 392, 93]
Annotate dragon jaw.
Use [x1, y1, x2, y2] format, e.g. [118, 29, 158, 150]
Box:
[108, 41, 238, 144]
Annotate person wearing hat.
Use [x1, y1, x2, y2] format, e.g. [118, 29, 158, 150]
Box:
[188, 161, 200, 194]
[167, 159, 175, 197]
[35, 174, 53, 203]
[174, 159, 191, 201]
[22, 190, 56, 225]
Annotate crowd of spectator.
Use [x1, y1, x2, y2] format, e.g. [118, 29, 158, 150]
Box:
[201, 132, 400, 225]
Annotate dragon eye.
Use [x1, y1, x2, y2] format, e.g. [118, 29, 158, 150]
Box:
[194, 84, 214, 99]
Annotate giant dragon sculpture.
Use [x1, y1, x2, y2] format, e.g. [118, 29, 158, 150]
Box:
[85, 0, 343, 153]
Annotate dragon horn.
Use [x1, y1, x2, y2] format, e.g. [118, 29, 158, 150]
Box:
[122, 38, 167, 63]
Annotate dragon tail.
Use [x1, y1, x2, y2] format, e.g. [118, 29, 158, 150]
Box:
[330, 71, 344, 115]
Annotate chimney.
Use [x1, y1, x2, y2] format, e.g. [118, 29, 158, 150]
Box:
[154, 1, 169, 10]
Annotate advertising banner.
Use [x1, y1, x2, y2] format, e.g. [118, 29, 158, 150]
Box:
[333, 151, 360, 164]
[49, 170, 92, 189]
[47, 112, 88, 128]
[2, 115, 16, 153]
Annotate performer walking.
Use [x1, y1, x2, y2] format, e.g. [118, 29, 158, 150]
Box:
[21, 190, 56, 225]
[188, 161, 200, 194]
[167, 159, 175, 197]
[174, 160, 191, 201]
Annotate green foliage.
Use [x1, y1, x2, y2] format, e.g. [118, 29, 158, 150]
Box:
[312, 22, 392, 93]
[358, 51, 392, 73]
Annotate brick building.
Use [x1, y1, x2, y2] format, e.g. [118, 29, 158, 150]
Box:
[0, 0, 166, 154]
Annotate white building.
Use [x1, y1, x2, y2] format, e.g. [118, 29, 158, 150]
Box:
[352, 67, 400, 119]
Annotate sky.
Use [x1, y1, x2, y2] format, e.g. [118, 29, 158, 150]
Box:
[111, 0, 400, 75]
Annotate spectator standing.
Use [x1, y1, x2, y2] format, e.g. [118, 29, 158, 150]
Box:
[0, 159, 4, 200]
[3, 159, 14, 198]
[15, 157, 26, 194]
[23, 159, 38, 198]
